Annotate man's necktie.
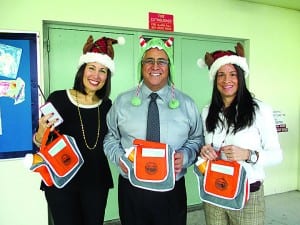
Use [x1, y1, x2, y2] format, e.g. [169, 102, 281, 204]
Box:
[146, 93, 160, 142]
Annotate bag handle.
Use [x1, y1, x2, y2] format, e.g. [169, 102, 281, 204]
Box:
[40, 128, 61, 150]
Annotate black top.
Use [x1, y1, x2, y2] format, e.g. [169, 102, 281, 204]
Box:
[41, 90, 113, 191]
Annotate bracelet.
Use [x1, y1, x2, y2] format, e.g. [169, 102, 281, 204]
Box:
[32, 133, 41, 147]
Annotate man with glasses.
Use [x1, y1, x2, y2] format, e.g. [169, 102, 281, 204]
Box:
[104, 37, 204, 225]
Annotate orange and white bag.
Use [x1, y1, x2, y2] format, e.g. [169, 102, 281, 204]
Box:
[25, 128, 84, 188]
[194, 159, 249, 210]
[121, 139, 175, 192]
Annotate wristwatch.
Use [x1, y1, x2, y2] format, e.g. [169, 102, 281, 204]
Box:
[246, 150, 258, 163]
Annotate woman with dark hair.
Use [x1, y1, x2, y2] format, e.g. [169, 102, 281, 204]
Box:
[32, 35, 124, 225]
[206, 64, 257, 134]
[197, 43, 282, 225]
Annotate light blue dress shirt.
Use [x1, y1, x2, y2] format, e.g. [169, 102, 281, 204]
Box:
[104, 83, 204, 180]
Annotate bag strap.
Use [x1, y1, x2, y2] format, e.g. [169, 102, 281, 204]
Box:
[40, 128, 61, 150]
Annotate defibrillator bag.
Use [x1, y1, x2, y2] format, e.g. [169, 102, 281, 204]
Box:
[194, 159, 249, 210]
[121, 139, 175, 192]
[29, 128, 84, 188]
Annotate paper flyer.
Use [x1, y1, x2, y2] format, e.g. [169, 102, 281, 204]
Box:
[0, 43, 22, 79]
[273, 110, 288, 132]
[0, 77, 25, 104]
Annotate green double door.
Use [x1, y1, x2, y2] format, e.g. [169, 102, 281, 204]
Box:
[44, 22, 242, 221]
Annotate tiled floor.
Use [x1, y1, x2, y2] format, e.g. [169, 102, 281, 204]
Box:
[186, 190, 300, 225]
[105, 190, 300, 225]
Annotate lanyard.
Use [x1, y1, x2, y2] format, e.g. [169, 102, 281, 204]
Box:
[211, 127, 230, 148]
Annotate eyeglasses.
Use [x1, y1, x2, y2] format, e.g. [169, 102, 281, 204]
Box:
[142, 58, 169, 67]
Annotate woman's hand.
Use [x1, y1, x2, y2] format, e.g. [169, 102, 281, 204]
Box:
[200, 144, 218, 160]
[220, 145, 249, 161]
[35, 113, 57, 143]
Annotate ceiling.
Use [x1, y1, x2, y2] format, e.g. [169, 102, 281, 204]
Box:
[240, 0, 300, 11]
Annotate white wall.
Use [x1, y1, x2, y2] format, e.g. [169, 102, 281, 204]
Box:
[0, 159, 48, 225]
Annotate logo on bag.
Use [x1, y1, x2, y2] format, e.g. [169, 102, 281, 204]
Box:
[61, 154, 72, 166]
[145, 162, 157, 175]
[215, 178, 228, 190]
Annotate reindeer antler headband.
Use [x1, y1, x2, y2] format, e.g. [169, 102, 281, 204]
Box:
[78, 35, 125, 73]
[197, 42, 249, 80]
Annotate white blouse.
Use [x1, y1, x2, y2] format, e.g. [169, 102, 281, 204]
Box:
[201, 99, 283, 184]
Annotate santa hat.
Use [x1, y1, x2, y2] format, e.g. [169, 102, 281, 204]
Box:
[78, 35, 125, 73]
[137, 36, 175, 83]
[197, 42, 249, 80]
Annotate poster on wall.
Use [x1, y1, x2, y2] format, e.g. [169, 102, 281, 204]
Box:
[0, 31, 39, 160]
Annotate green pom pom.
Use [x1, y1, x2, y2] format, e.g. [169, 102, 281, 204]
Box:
[169, 99, 179, 109]
[131, 96, 141, 106]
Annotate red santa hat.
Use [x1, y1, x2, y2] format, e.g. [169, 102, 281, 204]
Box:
[78, 35, 125, 73]
[197, 42, 249, 80]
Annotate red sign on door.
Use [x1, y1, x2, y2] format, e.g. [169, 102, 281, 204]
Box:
[149, 12, 174, 32]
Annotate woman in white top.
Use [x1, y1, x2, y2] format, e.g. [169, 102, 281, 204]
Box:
[198, 43, 282, 225]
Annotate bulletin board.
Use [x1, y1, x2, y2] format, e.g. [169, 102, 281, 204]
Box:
[0, 31, 39, 159]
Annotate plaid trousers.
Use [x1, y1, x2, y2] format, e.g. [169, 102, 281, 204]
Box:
[203, 185, 265, 225]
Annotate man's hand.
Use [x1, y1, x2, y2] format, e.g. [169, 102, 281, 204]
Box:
[174, 152, 183, 174]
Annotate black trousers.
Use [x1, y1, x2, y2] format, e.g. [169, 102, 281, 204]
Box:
[118, 175, 187, 225]
[45, 186, 109, 225]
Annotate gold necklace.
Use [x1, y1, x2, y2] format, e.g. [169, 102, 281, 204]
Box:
[75, 91, 100, 150]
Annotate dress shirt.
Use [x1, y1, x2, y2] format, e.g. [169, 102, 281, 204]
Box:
[104, 83, 204, 180]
